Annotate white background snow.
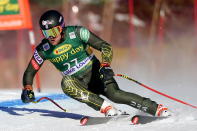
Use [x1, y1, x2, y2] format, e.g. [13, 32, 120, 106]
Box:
[0, 76, 197, 131]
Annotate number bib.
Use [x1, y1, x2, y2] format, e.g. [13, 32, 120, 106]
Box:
[61, 54, 94, 76]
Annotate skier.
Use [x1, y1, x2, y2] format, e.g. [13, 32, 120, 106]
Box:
[21, 10, 171, 117]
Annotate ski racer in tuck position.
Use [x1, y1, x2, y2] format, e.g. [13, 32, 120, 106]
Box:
[21, 10, 171, 117]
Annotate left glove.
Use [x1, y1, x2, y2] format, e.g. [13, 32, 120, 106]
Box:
[99, 63, 114, 82]
[21, 85, 35, 103]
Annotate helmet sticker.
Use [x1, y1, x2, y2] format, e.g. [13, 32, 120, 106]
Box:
[59, 16, 62, 23]
[42, 20, 54, 29]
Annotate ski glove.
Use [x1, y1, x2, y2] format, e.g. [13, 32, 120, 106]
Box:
[99, 63, 114, 82]
[21, 85, 35, 103]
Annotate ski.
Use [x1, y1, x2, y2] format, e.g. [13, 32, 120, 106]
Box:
[80, 114, 131, 126]
[80, 114, 169, 126]
[131, 115, 168, 125]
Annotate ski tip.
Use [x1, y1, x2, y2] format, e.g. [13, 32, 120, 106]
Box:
[131, 115, 139, 125]
[80, 117, 89, 126]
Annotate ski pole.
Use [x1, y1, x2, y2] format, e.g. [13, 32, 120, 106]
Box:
[32, 97, 67, 112]
[116, 74, 197, 109]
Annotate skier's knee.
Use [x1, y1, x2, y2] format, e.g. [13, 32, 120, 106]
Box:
[61, 75, 73, 91]
[106, 90, 122, 103]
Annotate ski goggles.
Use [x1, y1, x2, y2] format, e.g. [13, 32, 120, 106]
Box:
[41, 26, 62, 38]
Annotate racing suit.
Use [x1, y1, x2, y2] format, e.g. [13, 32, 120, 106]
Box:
[23, 26, 158, 115]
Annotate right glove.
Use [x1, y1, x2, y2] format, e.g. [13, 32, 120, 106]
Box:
[21, 85, 35, 103]
[99, 63, 115, 82]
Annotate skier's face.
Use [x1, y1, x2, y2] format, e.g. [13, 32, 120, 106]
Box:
[41, 26, 63, 45]
[48, 35, 61, 45]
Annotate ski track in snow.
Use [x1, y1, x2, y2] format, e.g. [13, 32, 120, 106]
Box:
[0, 89, 197, 131]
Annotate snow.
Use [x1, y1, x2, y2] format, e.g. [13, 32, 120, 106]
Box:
[0, 88, 196, 131]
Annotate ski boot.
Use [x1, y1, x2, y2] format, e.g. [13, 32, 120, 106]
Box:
[155, 104, 172, 117]
[100, 100, 124, 117]
[130, 104, 172, 125]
